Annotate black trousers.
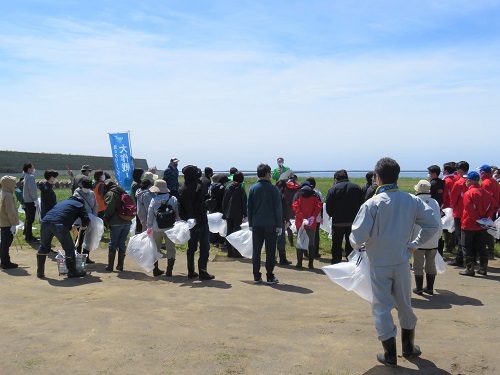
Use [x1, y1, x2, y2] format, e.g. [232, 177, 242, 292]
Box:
[23, 202, 36, 239]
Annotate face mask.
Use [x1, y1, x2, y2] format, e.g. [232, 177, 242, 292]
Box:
[50, 178, 58, 185]
[100, 175, 105, 181]
[81, 188, 90, 193]
[278, 162, 283, 167]
[32, 169, 36, 175]
[427, 173, 431, 178]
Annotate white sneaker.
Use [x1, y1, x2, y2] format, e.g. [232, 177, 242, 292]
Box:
[266, 278, 279, 285]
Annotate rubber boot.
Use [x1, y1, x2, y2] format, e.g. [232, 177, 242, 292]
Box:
[153, 261, 165, 276]
[278, 248, 291, 265]
[165, 258, 175, 277]
[66, 256, 86, 278]
[187, 254, 198, 278]
[82, 249, 95, 264]
[413, 275, 424, 295]
[402, 328, 421, 359]
[477, 257, 488, 276]
[423, 274, 436, 295]
[198, 259, 215, 280]
[36, 253, 46, 278]
[105, 249, 116, 271]
[308, 248, 315, 269]
[459, 260, 475, 277]
[376, 337, 397, 367]
[116, 251, 126, 271]
[295, 249, 303, 269]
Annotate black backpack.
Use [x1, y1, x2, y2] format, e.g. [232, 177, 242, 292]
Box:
[155, 195, 176, 229]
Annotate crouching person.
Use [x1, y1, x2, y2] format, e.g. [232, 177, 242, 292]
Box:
[36, 196, 90, 278]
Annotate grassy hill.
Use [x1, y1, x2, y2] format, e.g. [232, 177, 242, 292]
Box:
[0, 150, 148, 174]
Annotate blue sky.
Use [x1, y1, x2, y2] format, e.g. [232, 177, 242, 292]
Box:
[1, 0, 499, 173]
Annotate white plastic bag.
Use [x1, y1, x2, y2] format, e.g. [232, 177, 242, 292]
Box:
[296, 220, 309, 250]
[435, 252, 446, 274]
[207, 213, 227, 236]
[320, 203, 332, 234]
[129, 217, 136, 235]
[82, 214, 104, 252]
[226, 229, 253, 258]
[127, 232, 162, 273]
[441, 208, 454, 233]
[487, 217, 500, 239]
[322, 250, 373, 303]
[166, 219, 196, 244]
[289, 219, 297, 234]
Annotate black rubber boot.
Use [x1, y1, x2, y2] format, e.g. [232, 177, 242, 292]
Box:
[377, 337, 397, 367]
[423, 274, 436, 295]
[36, 253, 46, 278]
[477, 257, 488, 276]
[153, 261, 165, 276]
[187, 254, 198, 278]
[66, 256, 86, 278]
[165, 258, 175, 277]
[116, 251, 126, 271]
[308, 248, 315, 269]
[402, 328, 421, 359]
[459, 260, 475, 277]
[105, 249, 116, 271]
[278, 248, 291, 265]
[82, 249, 95, 264]
[198, 259, 215, 280]
[413, 275, 424, 295]
[295, 249, 303, 269]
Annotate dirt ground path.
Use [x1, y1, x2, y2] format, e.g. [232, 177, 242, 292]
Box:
[1, 246, 499, 375]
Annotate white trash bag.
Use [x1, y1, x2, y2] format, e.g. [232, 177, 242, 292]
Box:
[166, 219, 196, 244]
[296, 220, 309, 250]
[226, 229, 253, 258]
[129, 217, 136, 235]
[435, 252, 446, 274]
[82, 214, 105, 252]
[207, 212, 227, 237]
[127, 232, 162, 273]
[441, 208, 454, 233]
[323, 250, 373, 303]
[320, 203, 332, 234]
[289, 219, 297, 234]
[487, 217, 500, 239]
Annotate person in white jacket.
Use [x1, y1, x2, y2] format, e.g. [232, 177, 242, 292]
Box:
[411, 180, 443, 296]
[147, 179, 180, 277]
[349, 157, 440, 367]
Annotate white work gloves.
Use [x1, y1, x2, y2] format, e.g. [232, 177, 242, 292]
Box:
[307, 216, 315, 226]
[10, 226, 16, 235]
[276, 228, 283, 236]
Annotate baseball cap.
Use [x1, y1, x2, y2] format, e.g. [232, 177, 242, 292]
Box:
[477, 164, 492, 174]
[464, 171, 480, 181]
[170, 158, 179, 163]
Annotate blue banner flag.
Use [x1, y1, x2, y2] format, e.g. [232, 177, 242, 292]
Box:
[109, 132, 134, 191]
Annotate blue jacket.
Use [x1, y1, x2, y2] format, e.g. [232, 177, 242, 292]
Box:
[247, 179, 282, 228]
[163, 166, 179, 192]
[42, 196, 90, 230]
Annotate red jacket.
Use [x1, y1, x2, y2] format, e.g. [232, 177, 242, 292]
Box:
[461, 184, 496, 231]
[442, 174, 456, 209]
[292, 191, 322, 230]
[450, 177, 467, 219]
[480, 173, 500, 214]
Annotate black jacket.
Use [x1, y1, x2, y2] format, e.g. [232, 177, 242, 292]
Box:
[222, 183, 247, 220]
[178, 180, 208, 226]
[325, 180, 363, 225]
[39, 181, 57, 219]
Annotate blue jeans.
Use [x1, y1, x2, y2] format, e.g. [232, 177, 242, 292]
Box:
[38, 221, 75, 257]
[109, 224, 131, 252]
[252, 226, 277, 281]
[187, 223, 210, 261]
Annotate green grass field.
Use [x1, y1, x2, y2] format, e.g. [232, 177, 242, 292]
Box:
[14, 177, 499, 258]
